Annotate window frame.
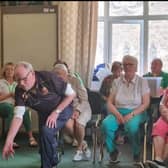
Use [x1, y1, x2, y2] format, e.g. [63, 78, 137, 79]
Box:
[97, 1, 168, 75]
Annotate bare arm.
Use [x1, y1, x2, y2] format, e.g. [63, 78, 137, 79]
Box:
[124, 92, 150, 122]
[71, 77, 88, 118]
[132, 92, 150, 115]
[55, 93, 76, 112]
[0, 92, 13, 101]
[107, 93, 125, 124]
[159, 105, 168, 123]
[46, 92, 76, 128]
[2, 117, 23, 159]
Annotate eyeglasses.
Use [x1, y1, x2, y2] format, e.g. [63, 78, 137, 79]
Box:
[123, 63, 135, 67]
[15, 71, 31, 83]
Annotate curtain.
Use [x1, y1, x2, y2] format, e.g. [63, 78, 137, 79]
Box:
[58, 1, 98, 87]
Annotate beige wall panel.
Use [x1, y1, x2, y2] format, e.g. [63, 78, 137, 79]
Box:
[1, 12, 57, 132]
[3, 13, 57, 71]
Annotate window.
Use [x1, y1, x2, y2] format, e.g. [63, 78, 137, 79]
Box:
[95, 22, 104, 67]
[96, 1, 168, 75]
[148, 21, 168, 72]
[111, 22, 142, 73]
[109, 1, 143, 16]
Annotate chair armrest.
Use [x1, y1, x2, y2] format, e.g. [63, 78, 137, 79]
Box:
[140, 121, 148, 135]
[144, 122, 148, 133]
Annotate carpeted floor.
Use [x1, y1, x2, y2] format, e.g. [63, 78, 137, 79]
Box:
[0, 133, 167, 168]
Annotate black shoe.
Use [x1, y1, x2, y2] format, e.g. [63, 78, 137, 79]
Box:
[109, 149, 120, 164]
[146, 160, 166, 168]
[133, 153, 140, 163]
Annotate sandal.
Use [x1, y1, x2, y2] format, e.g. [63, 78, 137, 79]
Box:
[29, 137, 38, 147]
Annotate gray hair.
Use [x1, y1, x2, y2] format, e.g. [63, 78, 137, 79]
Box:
[122, 55, 138, 65]
[15, 61, 34, 71]
[53, 63, 68, 74]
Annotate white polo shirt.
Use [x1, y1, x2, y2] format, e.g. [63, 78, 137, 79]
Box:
[111, 74, 150, 109]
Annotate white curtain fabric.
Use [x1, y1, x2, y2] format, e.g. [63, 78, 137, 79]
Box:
[57, 1, 98, 87]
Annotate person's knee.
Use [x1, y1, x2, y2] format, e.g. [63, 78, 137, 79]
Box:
[128, 128, 139, 135]
[75, 121, 84, 129]
[41, 125, 55, 137]
[65, 118, 74, 128]
[153, 135, 165, 144]
[4, 103, 13, 114]
[127, 122, 140, 135]
[102, 118, 118, 132]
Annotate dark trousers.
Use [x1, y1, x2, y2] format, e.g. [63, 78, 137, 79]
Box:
[39, 106, 72, 168]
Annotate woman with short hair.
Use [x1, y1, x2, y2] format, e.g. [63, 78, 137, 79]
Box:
[101, 55, 150, 164]
[53, 63, 92, 161]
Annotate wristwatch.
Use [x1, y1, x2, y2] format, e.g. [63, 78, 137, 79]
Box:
[55, 109, 61, 114]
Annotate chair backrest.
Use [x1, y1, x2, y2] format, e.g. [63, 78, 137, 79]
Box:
[86, 88, 107, 117]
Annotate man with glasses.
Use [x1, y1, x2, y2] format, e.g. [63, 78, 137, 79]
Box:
[2, 61, 76, 168]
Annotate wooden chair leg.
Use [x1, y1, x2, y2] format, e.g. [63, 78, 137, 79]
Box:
[152, 142, 155, 160]
[92, 127, 97, 164]
[143, 123, 147, 163]
[98, 137, 104, 163]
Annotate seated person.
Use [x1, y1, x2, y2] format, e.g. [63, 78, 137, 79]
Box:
[143, 58, 168, 94]
[53, 60, 84, 146]
[146, 90, 168, 168]
[0, 62, 37, 147]
[53, 63, 92, 161]
[101, 55, 150, 164]
[53, 60, 84, 87]
[99, 61, 124, 144]
[99, 61, 123, 100]
[143, 58, 167, 142]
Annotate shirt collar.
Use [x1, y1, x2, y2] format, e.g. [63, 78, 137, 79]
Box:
[121, 74, 137, 84]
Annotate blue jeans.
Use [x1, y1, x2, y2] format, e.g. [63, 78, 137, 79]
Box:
[101, 108, 146, 156]
[39, 105, 72, 168]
